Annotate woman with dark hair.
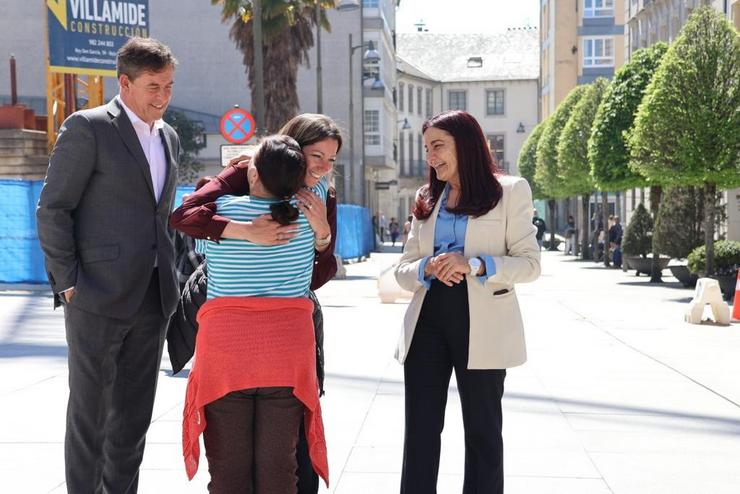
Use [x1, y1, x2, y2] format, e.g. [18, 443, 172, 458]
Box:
[170, 113, 340, 494]
[395, 110, 541, 494]
[182, 135, 329, 493]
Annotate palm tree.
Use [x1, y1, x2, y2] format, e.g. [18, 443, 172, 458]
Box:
[212, 0, 336, 132]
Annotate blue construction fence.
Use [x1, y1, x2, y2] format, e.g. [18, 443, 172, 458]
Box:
[0, 179, 372, 284]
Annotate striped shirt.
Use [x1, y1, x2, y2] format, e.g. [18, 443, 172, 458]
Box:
[199, 178, 329, 299]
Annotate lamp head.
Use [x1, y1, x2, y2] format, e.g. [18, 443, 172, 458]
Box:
[336, 0, 361, 11]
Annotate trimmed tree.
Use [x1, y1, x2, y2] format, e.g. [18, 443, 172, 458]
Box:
[518, 119, 548, 199]
[589, 42, 669, 278]
[628, 7, 740, 275]
[621, 203, 653, 259]
[535, 85, 588, 250]
[589, 43, 668, 191]
[557, 78, 610, 261]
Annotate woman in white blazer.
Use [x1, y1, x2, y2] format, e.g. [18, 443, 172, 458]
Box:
[394, 111, 541, 494]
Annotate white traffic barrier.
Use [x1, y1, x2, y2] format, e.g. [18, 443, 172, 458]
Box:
[685, 277, 731, 325]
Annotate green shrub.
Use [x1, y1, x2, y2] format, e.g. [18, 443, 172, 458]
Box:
[621, 203, 653, 258]
[687, 240, 740, 276]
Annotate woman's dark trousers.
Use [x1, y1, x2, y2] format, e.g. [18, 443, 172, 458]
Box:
[401, 280, 506, 494]
[203, 387, 304, 494]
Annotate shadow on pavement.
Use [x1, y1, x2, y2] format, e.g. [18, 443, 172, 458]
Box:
[0, 296, 67, 359]
[323, 372, 740, 436]
[0, 342, 67, 358]
[617, 280, 689, 290]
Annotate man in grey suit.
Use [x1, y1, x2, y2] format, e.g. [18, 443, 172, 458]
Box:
[36, 38, 180, 493]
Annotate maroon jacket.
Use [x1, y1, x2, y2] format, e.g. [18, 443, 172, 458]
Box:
[170, 163, 338, 290]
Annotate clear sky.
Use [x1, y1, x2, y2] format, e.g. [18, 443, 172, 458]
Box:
[396, 0, 539, 34]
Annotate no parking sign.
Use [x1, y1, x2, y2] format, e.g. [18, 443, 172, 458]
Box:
[219, 107, 255, 144]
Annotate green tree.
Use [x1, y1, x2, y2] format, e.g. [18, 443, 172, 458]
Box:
[557, 78, 610, 260]
[590, 44, 669, 277]
[517, 118, 548, 200]
[621, 203, 653, 258]
[628, 7, 740, 275]
[589, 43, 668, 192]
[535, 85, 587, 250]
[214, 0, 335, 132]
[164, 109, 206, 184]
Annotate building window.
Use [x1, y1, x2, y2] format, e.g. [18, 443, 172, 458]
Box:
[364, 110, 380, 145]
[363, 0, 379, 7]
[583, 37, 615, 67]
[425, 88, 433, 117]
[487, 134, 505, 170]
[417, 87, 423, 116]
[398, 82, 405, 112]
[408, 84, 414, 113]
[448, 90, 467, 111]
[486, 89, 505, 116]
[584, 0, 614, 17]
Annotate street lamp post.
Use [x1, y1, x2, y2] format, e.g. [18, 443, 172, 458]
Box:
[252, 0, 266, 136]
[315, 1, 323, 113]
[347, 34, 380, 205]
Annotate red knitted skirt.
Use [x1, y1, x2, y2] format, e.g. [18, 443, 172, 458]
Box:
[182, 296, 328, 486]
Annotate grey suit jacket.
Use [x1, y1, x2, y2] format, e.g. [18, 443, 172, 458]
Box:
[36, 98, 180, 320]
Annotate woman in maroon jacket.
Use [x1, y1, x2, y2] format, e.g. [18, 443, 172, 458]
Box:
[170, 113, 341, 494]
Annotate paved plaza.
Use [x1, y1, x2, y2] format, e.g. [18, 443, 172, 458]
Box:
[1, 250, 739, 493]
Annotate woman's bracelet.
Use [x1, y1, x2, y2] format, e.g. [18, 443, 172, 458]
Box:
[315, 232, 332, 247]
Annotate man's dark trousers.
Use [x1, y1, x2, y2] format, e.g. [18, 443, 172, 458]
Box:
[65, 270, 168, 493]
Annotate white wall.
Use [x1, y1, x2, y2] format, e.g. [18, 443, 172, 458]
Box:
[440, 79, 539, 176]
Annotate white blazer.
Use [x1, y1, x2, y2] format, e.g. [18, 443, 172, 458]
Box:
[394, 175, 541, 369]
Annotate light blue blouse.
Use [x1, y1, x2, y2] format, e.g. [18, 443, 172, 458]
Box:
[418, 186, 497, 289]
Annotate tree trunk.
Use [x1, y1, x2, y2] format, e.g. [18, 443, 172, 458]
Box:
[705, 182, 716, 275]
[564, 197, 571, 255]
[602, 190, 610, 267]
[573, 199, 580, 257]
[581, 193, 591, 260]
[649, 185, 663, 283]
[548, 199, 557, 251]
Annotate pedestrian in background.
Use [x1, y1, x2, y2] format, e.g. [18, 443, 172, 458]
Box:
[389, 217, 401, 246]
[402, 215, 413, 248]
[36, 38, 180, 493]
[532, 208, 547, 250]
[564, 215, 576, 255]
[395, 110, 541, 494]
[372, 213, 379, 249]
[609, 215, 624, 268]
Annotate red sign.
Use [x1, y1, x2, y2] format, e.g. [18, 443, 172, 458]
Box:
[220, 108, 256, 144]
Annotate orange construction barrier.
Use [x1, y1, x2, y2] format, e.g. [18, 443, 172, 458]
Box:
[733, 270, 740, 321]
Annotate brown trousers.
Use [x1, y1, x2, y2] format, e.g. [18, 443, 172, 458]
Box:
[203, 387, 304, 494]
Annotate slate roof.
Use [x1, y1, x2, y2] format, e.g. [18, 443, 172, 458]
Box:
[397, 28, 539, 82]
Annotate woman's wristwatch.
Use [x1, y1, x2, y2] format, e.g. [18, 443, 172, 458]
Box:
[315, 232, 332, 247]
[468, 256, 484, 276]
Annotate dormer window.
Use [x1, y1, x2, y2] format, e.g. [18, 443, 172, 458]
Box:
[467, 56, 483, 68]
